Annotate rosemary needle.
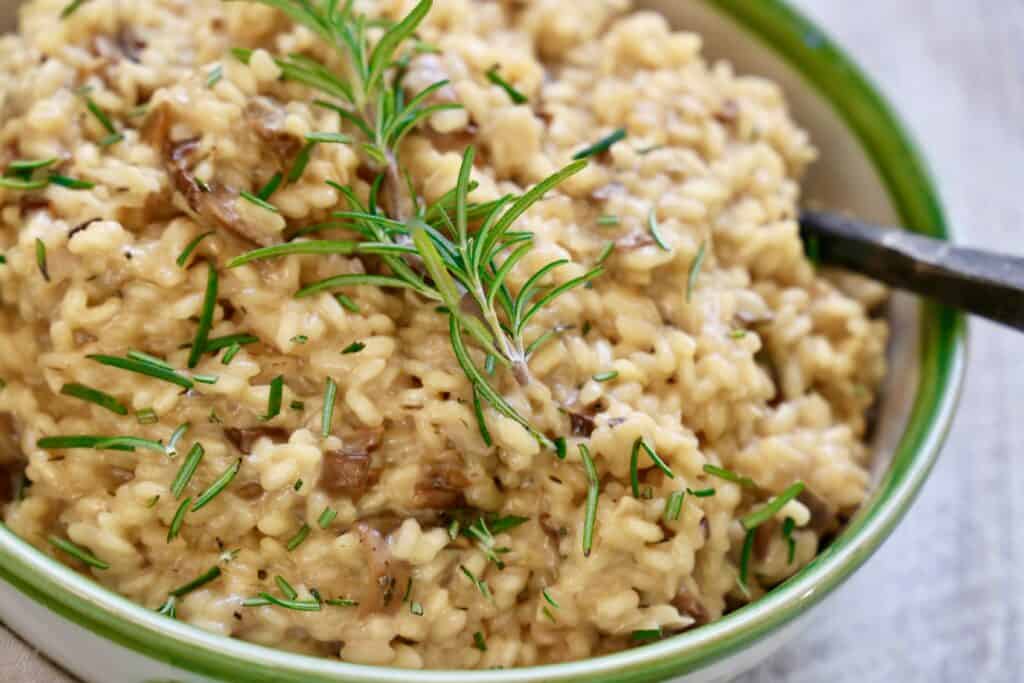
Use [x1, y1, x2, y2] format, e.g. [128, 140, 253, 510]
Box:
[48, 536, 108, 569]
[60, 383, 127, 415]
[579, 443, 599, 557]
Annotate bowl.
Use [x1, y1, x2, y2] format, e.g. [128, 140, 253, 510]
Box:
[0, 1, 966, 681]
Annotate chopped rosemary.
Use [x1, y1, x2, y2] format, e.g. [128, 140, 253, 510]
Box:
[579, 443, 599, 557]
[169, 566, 222, 597]
[127, 350, 173, 370]
[99, 133, 124, 148]
[473, 631, 487, 652]
[136, 408, 159, 425]
[728, 329, 748, 339]
[35, 238, 49, 281]
[485, 65, 528, 104]
[176, 231, 214, 268]
[290, 400, 305, 411]
[91, 436, 166, 453]
[573, 128, 627, 160]
[286, 142, 315, 183]
[628, 438, 675, 497]
[738, 527, 755, 595]
[293, 479, 303, 491]
[687, 242, 707, 302]
[261, 375, 284, 421]
[171, 443, 205, 499]
[664, 491, 685, 521]
[647, 207, 670, 251]
[206, 64, 224, 88]
[80, 91, 119, 138]
[703, 464, 756, 488]
[472, 386, 492, 447]
[593, 370, 618, 383]
[156, 596, 177, 618]
[596, 241, 615, 266]
[741, 482, 805, 531]
[221, 343, 242, 365]
[290, 335, 309, 345]
[60, 0, 89, 20]
[88, 354, 194, 390]
[37, 435, 133, 451]
[596, 214, 620, 226]
[60, 383, 128, 415]
[0, 254, 5, 264]
[325, 597, 358, 607]
[8, 157, 57, 173]
[335, 294, 359, 313]
[782, 516, 796, 564]
[191, 459, 241, 511]
[318, 507, 337, 529]
[247, 593, 321, 611]
[167, 497, 192, 541]
[687, 487, 716, 498]
[321, 377, 336, 437]
[0, 177, 48, 190]
[411, 601, 424, 616]
[193, 374, 219, 385]
[631, 628, 663, 643]
[553, 436, 567, 460]
[341, 341, 364, 354]
[48, 536, 108, 569]
[187, 262, 219, 369]
[203, 333, 260, 353]
[286, 523, 311, 551]
[542, 588, 559, 609]
[49, 174, 94, 190]
[305, 131, 352, 145]
[275, 575, 298, 600]
[145, 495, 160, 508]
[459, 565, 493, 603]
[239, 190, 279, 213]
[167, 423, 190, 456]
[257, 172, 283, 200]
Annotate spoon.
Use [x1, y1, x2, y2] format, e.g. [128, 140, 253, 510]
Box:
[799, 210, 1024, 331]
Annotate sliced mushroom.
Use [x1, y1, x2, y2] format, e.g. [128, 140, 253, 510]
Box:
[223, 427, 291, 454]
[412, 462, 469, 510]
[354, 522, 412, 615]
[797, 487, 840, 536]
[672, 586, 710, 628]
[319, 450, 374, 498]
[567, 411, 596, 438]
[244, 97, 303, 166]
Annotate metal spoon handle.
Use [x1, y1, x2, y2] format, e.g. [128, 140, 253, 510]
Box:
[799, 210, 1024, 331]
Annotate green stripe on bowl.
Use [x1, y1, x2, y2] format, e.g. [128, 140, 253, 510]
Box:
[0, 1, 966, 682]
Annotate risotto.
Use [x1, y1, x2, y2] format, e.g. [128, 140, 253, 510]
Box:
[0, 0, 888, 670]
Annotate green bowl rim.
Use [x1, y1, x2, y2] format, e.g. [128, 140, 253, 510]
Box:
[0, 1, 966, 681]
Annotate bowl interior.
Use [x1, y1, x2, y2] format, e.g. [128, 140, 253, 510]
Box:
[0, 2, 963, 683]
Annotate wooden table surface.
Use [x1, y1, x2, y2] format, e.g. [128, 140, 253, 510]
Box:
[3, 1, 1021, 681]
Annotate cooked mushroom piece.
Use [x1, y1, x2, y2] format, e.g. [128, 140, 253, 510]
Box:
[354, 521, 412, 615]
[412, 462, 470, 510]
[319, 450, 373, 498]
[223, 427, 291, 454]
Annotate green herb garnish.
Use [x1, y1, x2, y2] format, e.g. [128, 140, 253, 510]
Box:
[321, 377, 336, 437]
[35, 238, 49, 281]
[187, 262, 219, 368]
[542, 588, 559, 609]
[335, 294, 359, 313]
[257, 172, 283, 200]
[703, 464, 756, 488]
[60, 0, 89, 19]
[687, 242, 706, 302]
[48, 536, 108, 569]
[88, 354, 194, 390]
[48, 174, 94, 190]
[167, 423, 190, 457]
[239, 190, 279, 213]
[191, 459, 241, 511]
[741, 482, 805, 531]
[286, 523, 310, 551]
[573, 128, 627, 160]
[485, 65, 527, 104]
[782, 516, 796, 564]
[206, 64, 224, 88]
[647, 207, 670, 252]
[411, 601, 424, 616]
[631, 628, 662, 643]
[60, 383, 128, 415]
[8, 158, 57, 174]
[459, 565, 493, 603]
[579, 442, 599, 557]
[136, 408, 159, 425]
[473, 631, 487, 652]
[664, 491, 685, 521]
[472, 386, 492, 447]
[341, 341, 364, 354]
[176, 231, 214, 268]
[169, 565, 222, 597]
[687, 487, 716, 498]
[596, 214, 620, 226]
[167, 496, 192, 541]
[290, 335, 308, 345]
[628, 437, 675, 497]
[318, 507, 337, 528]
[221, 343, 242, 365]
[171, 444, 204, 499]
[593, 370, 618, 383]
[261, 375, 284, 421]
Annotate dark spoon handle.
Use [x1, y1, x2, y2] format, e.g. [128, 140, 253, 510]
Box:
[799, 210, 1024, 331]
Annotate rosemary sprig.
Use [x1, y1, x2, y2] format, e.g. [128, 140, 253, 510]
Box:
[191, 459, 240, 511]
[227, 0, 602, 451]
[60, 382, 128, 415]
[49, 536, 108, 569]
[88, 354, 194, 390]
[177, 231, 214, 268]
[579, 443, 599, 557]
[628, 437, 675, 497]
[485, 65, 527, 104]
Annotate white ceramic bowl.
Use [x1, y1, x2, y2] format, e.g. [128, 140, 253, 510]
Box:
[0, 2, 966, 682]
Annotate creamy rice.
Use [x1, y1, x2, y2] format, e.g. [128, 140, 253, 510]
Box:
[0, 0, 888, 670]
